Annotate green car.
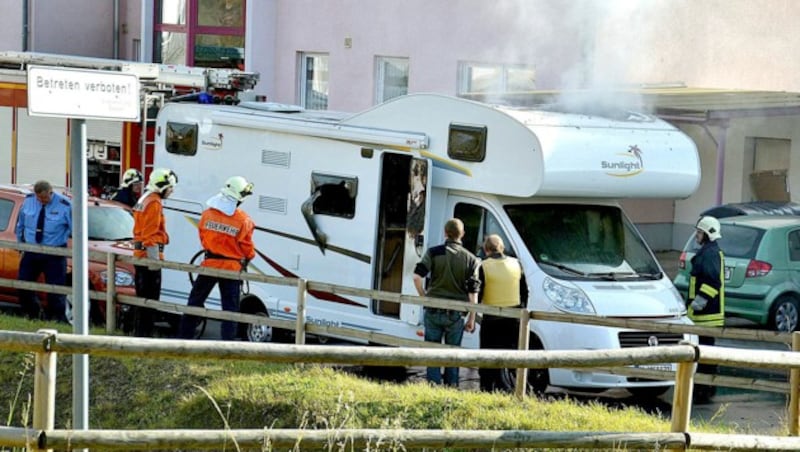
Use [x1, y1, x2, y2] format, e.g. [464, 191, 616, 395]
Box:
[673, 215, 800, 332]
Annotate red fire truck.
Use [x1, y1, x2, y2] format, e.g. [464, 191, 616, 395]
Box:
[0, 51, 259, 192]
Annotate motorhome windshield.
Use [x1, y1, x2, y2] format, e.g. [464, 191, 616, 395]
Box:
[505, 204, 662, 281]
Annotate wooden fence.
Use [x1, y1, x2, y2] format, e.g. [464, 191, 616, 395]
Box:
[2, 240, 800, 449]
[2, 330, 800, 450]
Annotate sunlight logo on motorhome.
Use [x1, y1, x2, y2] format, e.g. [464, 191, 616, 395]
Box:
[602, 145, 644, 177]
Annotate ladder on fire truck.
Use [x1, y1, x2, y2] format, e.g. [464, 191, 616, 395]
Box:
[0, 51, 260, 179]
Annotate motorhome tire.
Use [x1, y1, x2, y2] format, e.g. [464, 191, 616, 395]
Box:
[498, 334, 549, 394]
[243, 310, 274, 343]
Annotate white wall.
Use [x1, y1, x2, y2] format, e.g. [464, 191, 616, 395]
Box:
[671, 114, 800, 248]
[594, 0, 800, 93]
[16, 110, 67, 186]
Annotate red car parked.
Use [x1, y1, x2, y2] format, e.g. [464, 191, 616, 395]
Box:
[0, 184, 136, 325]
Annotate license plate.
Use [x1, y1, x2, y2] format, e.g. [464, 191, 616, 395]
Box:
[724, 266, 733, 280]
[632, 364, 673, 372]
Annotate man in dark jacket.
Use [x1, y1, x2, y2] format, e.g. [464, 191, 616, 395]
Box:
[688, 215, 725, 403]
[413, 218, 481, 387]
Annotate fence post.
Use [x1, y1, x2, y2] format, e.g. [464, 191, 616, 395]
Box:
[670, 357, 696, 435]
[106, 252, 117, 333]
[295, 278, 307, 345]
[790, 332, 800, 435]
[514, 308, 531, 400]
[33, 329, 58, 452]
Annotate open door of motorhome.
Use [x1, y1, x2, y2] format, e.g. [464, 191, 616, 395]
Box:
[372, 153, 431, 325]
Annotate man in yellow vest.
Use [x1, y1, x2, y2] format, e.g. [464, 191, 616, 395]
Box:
[478, 234, 528, 392]
[688, 215, 725, 402]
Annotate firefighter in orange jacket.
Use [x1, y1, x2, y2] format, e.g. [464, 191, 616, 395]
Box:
[179, 176, 255, 341]
[132, 168, 178, 337]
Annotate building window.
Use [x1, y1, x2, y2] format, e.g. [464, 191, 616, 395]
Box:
[375, 56, 409, 104]
[457, 62, 536, 95]
[299, 53, 329, 110]
[154, 0, 245, 69]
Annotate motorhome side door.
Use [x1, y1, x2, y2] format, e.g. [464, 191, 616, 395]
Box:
[372, 154, 431, 326]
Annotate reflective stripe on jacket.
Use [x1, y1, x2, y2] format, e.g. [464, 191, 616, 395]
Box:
[688, 240, 725, 327]
[133, 192, 168, 259]
[199, 207, 255, 271]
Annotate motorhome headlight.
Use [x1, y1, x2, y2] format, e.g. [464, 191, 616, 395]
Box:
[670, 285, 688, 316]
[100, 270, 135, 287]
[542, 277, 596, 314]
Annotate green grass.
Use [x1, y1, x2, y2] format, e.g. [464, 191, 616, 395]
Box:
[0, 312, 739, 451]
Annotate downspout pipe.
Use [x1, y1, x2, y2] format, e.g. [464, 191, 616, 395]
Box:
[113, 0, 120, 59]
[22, 0, 29, 51]
[701, 122, 729, 207]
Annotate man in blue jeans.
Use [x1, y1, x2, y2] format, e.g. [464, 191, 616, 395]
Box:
[413, 218, 481, 386]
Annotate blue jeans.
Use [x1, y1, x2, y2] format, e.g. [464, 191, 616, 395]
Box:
[423, 309, 465, 386]
[180, 274, 241, 340]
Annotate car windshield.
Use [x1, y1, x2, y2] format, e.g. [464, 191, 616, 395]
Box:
[685, 223, 763, 259]
[505, 204, 661, 280]
[88, 205, 134, 241]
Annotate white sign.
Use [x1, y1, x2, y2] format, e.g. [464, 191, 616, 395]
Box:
[27, 66, 140, 121]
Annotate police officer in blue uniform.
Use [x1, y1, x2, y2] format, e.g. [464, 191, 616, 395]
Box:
[15, 180, 72, 322]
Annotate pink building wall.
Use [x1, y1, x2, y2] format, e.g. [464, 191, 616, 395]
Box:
[267, 0, 596, 111]
[0, 3, 24, 51]
[29, 0, 114, 57]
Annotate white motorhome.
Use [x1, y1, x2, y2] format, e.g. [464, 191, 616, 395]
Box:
[154, 93, 699, 395]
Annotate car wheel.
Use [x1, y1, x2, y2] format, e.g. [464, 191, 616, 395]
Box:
[628, 386, 670, 399]
[65, 283, 104, 326]
[65, 296, 74, 326]
[770, 295, 800, 332]
[497, 334, 549, 395]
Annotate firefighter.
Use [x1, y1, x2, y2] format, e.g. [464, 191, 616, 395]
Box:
[688, 215, 725, 403]
[111, 168, 144, 207]
[131, 168, 178, 337]
[179, 176, 255, 341]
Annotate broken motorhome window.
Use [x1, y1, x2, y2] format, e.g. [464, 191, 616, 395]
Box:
[165, 122, 198, 156]
[311, 173, 357, 219]
[447, 123, 487, 162]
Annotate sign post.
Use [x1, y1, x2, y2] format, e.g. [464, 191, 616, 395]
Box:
[27, 66, 140, 441]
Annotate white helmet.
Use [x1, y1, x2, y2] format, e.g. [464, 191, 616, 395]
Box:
[121, 168, 143, 187]
[221, 176, 254, 202]
[696, 216, 722, 242]
[147, 168, 179, 193]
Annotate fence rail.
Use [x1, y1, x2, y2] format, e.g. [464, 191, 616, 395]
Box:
[3, 239, 800, 449]
[2, 329, 800, 450]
